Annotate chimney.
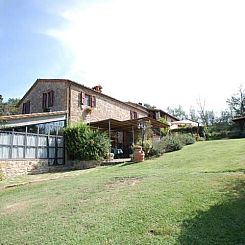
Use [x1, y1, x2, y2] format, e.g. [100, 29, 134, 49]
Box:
[92, 85, 102, 93]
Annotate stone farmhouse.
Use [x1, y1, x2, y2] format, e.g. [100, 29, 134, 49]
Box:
[0, 78, 178, 177]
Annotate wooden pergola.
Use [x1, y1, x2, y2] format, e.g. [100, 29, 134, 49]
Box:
[89, 117, 168, 155]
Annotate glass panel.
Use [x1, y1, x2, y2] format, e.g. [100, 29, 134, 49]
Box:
[57, 138, 63, 147]
[49, 147, 56, 158]
[57, 148, 64, 158]
[38, 124, 47, 135]
[38, 136, 47, 146]
[12, 147, 24, 159]
[57, 127, 64, 136]
[49, 125, 57, 135]
[0, 133, 11, 145]
[26, 135, 37, 146]
[27, 125, 38, 134]
[0, 146, 10, 159]
[13, 134, 25, 145]
[49, 137, 56, 147]
[85, 94, 91, 106]
[37, 148, 47, 158]
[12, 126, 26, 133]
[26, 147, 36, 158]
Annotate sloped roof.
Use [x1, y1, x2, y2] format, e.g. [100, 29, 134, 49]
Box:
[126, 102, 179, 121]
[17, 79, 148, 114]
[232, 116, 245, 122]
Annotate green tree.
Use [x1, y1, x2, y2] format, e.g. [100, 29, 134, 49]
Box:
[0, 96, 20, 115]
[158, 117, 169, 137]
[189, 107, 199, 122]
[167, 106, 187, 120]
[226, 85, 245, 117]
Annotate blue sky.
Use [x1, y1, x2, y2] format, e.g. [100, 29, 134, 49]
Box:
[1, 0, 245, 113]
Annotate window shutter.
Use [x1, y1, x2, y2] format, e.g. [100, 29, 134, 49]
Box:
[26, 101, 30, 114]
[22, 101, 30, 114]
[48, 90, 54, 107]
[42, 93, 47, 109]
[81, 92, 85, 105]
[130, 111, 133, 119]
[91, 96, 96, 108]
[22, 103, 26, 114]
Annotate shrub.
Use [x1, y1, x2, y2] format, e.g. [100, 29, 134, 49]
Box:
[150, 135, 183, 156]
[177, 134, 196, 145]
[64, 123, 110, 161]
[162, 135, 183, 152]
[142, 140, 153, 156]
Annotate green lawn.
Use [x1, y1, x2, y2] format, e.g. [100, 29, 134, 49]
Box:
[0, 139, 245, 245]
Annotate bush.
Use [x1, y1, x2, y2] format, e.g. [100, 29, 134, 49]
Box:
[142, 140, 153, 156]
[162, 135, 183, 152]
[64, 123, 110, 161]
[171, 126, 206, 137]
[150, 135, 183, 156]
[177, 134, 196, 145]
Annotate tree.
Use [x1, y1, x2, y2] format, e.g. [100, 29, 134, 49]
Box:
[226, 85, 245, 117]
[189, 107, 199, 122]
[0, 96, 20, 115]
[196, 98, 216, 127]
[167, 106, 187, 120]
[158, 117, 169, 137]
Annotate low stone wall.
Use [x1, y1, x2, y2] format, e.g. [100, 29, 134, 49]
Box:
[0, 159, 100, 178]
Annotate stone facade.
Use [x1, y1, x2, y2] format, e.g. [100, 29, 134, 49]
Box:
[0, 159, 100, 178]
[18, 80, 68, 114]
[70, 84, 148, 124]
[17, 79, 148, 124]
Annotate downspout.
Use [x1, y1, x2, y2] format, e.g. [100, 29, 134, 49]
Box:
[64, 81, 71, 165]
[66, 81, 71, 126]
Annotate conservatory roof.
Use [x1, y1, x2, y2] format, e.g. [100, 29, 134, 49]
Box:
[0, 111, 67, 129]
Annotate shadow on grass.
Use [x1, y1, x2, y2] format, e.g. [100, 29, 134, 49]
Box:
[202, 168, 245, 174]
[177, 180, 245, 245]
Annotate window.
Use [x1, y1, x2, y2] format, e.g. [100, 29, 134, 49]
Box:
[22, 101, 30, 114]
[130, 111, 138, 119]
[42, 90, 54, 110]
[81, 92, 96, 107]
[85, 94, 91, 106]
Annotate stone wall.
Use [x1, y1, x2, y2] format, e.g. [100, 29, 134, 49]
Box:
[70, 84, 148, 124]
[0, 159, 100, 178]
[18, 80, 68, 114]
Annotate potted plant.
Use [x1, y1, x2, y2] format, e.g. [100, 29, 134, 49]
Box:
[85, 107, 92, 114]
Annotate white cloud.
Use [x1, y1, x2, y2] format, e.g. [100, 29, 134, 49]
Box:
[47, 0, 245, 113]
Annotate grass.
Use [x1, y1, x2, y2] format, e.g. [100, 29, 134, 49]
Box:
[0, 139, 245, 244]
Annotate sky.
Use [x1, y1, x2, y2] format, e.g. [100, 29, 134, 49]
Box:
[1, 0, 245, 114]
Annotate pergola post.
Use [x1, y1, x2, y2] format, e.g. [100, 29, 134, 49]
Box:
[132, 126, 135, 146]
